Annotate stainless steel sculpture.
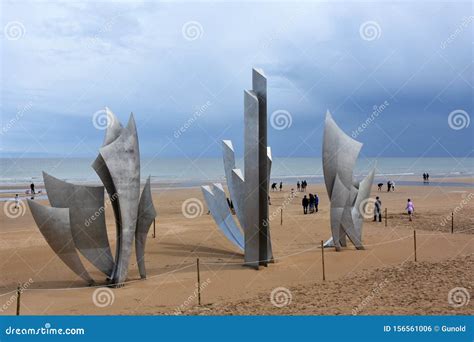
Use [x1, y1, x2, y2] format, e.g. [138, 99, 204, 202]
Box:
[92, 113, 141, 284]
[202, 68, 273, 269]
[135, 177, 157, 279]
[28, 200, 94, 284]
[322, 111, 375, 251]
[202, 183, 244, 251]
[28, 108, 156, 285]
[42, 172, 114, 278]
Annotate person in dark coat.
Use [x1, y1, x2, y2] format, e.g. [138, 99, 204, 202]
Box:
[374, 196, 382, 222]
[309, 193, 315, 213]
[302, 195, 309, 214]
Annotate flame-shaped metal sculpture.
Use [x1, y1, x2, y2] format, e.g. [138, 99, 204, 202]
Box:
[322, 111, 375, 251]
[202, 69, 273, 269]
[28, 108, 156, 285]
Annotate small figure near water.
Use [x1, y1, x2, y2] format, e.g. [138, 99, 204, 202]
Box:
[14, 194, 20, 210]
[30, 182, 36, 199]
[423, 172, 430, 184]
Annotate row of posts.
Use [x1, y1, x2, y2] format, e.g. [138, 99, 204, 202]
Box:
[279, 207, 456, 233]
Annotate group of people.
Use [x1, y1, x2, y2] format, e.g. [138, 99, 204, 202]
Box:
[296, 180, 308, 192]
[13, 183, 38, 210]
[271, 182, 283, 191]
[372, 196, 415, 222]
[301, 193, 319, 214]
[422, 172, 430, 183]
[377, 180, 395, 192]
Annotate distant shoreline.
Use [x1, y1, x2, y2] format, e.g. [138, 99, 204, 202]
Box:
[0, 175, 472, 201]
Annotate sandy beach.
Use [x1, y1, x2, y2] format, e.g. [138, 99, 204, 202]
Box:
[0, 179, 472, 315]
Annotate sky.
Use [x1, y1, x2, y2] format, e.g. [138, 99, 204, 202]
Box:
[1, 0, 473, 159]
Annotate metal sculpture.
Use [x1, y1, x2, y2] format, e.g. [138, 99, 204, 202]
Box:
[202, 68, 273, 269]
[28, 200, 94, 284]
[135, 177, 157, 279]
[322, 111, 376, 251]
[28, 108, 156, 285]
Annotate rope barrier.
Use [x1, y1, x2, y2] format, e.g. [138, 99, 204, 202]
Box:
[2, 264, 196, 294]
[0, 290, 17, 297]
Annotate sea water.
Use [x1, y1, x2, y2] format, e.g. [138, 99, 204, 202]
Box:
[1, 157, 472, 187]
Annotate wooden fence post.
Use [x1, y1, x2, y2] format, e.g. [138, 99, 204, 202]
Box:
[413, 230, 417, 262]
[321, 240, 325, 281]
[153, 219, 156, 238]
[16, 283, 21, 316]
[451, 212, 454, 234]
[196, 258, 201, 306]
[384, 208, 387, 227]
[280, 208, 283, 226]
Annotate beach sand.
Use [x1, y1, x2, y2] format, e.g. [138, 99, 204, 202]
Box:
[0, 179, 472, 315]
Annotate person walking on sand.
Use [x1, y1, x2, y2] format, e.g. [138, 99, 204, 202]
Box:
[373, 196, 382, 222]
[426, 173, 429, 183]
[279, 181, 283, 191]
[406, 198, 414, 221]
[30, 182, 36, 200]
[391, 181, 395, 192]
[314, 193, 319, 212]
[14, 194, 20, 210]
[302, 195, 309, 214]
[422, 173, 426, 183]
[297, 181, 300, 192]
[309, 193, 315, 213]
